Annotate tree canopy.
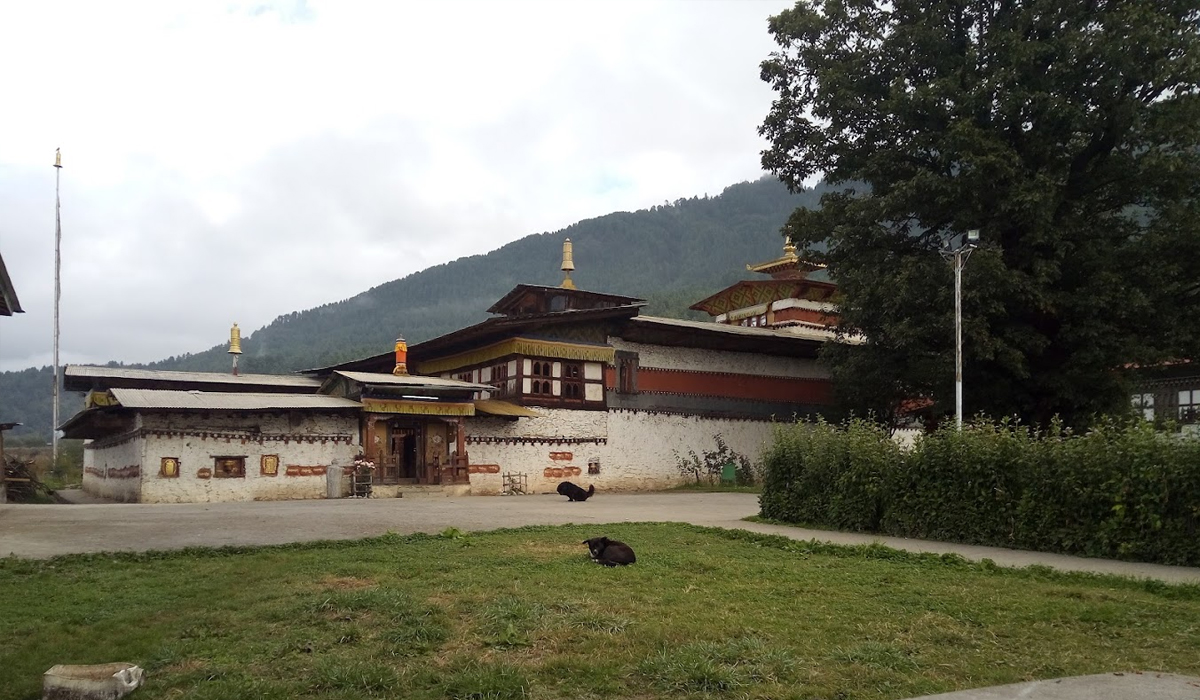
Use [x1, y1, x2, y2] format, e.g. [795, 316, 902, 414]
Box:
[760, 0, 1200, 427]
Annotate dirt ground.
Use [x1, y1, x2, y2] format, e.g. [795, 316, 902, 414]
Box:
[2, 491, 1199, 583]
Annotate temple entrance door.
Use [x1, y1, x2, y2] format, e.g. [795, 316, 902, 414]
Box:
[388, 422, 422, 483]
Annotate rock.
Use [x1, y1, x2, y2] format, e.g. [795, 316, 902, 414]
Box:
[43, 663, 143, 700]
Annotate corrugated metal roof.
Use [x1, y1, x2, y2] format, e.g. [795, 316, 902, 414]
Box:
[473, 400, 542, 418]
[66, 365, 322, 387]
[0, 251, 23, 316]
[335, 371, 491, 390]
[109, 388, 362, 411]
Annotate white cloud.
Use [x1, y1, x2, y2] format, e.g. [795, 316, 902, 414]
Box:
[0, 0, 795, 370]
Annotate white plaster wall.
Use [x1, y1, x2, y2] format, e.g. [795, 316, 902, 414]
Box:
[608, 338, 830, 379]
[136, 411, 358, 503]
[601, 411, 774, 491]
[468, 408, 607, 440]
[464, 409, 773, 495]
[82, 436, 143, 503]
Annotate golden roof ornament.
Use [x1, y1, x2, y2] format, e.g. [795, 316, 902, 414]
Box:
[228, 323, 243, 355]
[392, 336, 409, 376]
[783, 238, 797, 260]
[560, 238, 576, 289]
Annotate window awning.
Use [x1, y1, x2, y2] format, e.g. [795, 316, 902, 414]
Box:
[473, 399, 542, 418]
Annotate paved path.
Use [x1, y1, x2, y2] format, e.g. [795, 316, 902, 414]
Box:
[3, 492, 1199, 583]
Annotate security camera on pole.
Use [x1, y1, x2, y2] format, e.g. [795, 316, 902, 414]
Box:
[940, 229, 979, 430]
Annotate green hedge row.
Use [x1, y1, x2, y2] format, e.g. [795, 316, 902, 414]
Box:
[760, 418, 1200, 566]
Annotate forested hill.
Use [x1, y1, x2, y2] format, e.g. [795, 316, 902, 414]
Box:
[1, 176, 825, 438]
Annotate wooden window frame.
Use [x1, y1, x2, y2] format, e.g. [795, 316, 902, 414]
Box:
[213, 456, 247, 478]
[616, 351, 639, 394]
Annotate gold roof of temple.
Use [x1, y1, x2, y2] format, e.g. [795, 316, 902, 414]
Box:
[746, 239, 826, 279]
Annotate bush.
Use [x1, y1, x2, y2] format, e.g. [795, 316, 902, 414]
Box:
[674, 434, 757, 486]
[760, 417, 1200, 566]
[761, 418, 898, 531]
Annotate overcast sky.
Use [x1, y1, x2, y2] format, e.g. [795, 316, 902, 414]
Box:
[0, 0, 794, 372]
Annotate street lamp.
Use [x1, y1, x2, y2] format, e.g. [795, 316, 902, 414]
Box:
[940, 229, 979, 429]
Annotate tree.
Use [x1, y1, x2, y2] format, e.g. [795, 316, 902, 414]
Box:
[760, 0, 1200, 428]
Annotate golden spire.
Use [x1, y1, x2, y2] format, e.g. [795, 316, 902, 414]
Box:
[560, 238, 576, 289]
[392, 336, 409, 376]
[54, 148, 62, 168]
[228, 323, 243, 355]
[783, 237, 797, 260]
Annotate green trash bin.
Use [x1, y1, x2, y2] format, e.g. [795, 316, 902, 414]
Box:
[720, 462, 737, 484]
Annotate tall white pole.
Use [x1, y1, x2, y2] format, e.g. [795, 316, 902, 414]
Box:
[53, 149, 62, 468]
[954, 249, 963, 430]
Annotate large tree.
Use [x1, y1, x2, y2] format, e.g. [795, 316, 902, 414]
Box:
[760, 0, 1200, 427]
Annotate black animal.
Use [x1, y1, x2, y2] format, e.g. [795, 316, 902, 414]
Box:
[557, 481, 595, 502]
[583, 536, 636, 566]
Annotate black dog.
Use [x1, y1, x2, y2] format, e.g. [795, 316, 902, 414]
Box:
[583, 536, 636, 566]
[557, 481, 595, 502]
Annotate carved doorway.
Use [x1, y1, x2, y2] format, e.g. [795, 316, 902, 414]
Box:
[388, 421, 422, 483]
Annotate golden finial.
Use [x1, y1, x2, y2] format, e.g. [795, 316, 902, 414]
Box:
[392, 336, 409, 376]
[783, 237, 797, 259]
[54, 148, 62, 168]
[228, 323, 243, 355]
[560, 238, 576, 289]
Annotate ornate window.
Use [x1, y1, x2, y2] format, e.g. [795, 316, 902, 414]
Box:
[562, 362, 583, 401]
[213, 456, 246, 478]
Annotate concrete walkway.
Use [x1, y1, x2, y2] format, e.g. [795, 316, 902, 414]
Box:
[2, 491, 1198, 583]
[910, 672, 1200, 700]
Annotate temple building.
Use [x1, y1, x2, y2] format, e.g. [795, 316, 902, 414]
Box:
[689, 239, 839, 333]
[62, 239, 840, 502]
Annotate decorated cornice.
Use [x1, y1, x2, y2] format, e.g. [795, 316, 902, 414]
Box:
[466, 435, 608, 446]
[416, 337, 615, 375]
[87, 428, 356, 449]
[362, 399, 475, 416]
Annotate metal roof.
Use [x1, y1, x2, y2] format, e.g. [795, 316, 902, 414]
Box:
[335, 371, 491, 391]
[65, 365, 322, 391]
[108, 388, 361, 411]
[0, 252, 23, 316]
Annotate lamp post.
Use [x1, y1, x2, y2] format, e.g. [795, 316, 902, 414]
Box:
[941, 229, 979, 430]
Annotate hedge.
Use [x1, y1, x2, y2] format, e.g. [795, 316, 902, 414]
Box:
[760, 418, 1200, 566]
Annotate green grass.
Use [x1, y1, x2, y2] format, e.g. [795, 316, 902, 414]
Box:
[2, 523, 1199, 700]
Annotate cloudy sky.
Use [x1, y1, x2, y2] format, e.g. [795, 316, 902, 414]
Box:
[0, 0, 794, 372]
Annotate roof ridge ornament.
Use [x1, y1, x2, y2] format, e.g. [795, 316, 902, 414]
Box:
[392, 336, 409, 376]
[560, 238, 576, 289]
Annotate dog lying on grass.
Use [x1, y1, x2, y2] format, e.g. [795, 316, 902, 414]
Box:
[583, 536, 636, 566]
[557, 481, 595, 501]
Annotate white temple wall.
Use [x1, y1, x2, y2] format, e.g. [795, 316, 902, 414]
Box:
[607, 338, 830, 379]
[465, 408, 774, 495]
[135, 411, 357, 503]
[82, 431, 144, 503]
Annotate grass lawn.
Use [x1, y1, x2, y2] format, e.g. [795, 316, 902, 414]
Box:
[2, 523, 1199, 700]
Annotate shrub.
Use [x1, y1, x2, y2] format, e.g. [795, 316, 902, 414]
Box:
[761, 416, 1200, 566]
[761, 418, 897, 531]
[674, 434, 756, 486]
